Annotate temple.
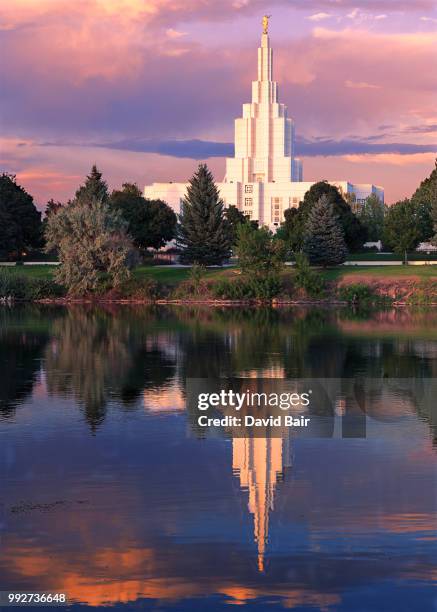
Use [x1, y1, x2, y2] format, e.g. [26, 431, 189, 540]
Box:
[144, 21, 384, 228]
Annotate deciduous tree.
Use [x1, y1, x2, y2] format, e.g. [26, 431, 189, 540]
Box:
[45, 197, 135, 294]
[110, 183, 176, 250]
[383, 199, 430, 260]
[224, 204, 257, 246]
[358, 194, 385, 242]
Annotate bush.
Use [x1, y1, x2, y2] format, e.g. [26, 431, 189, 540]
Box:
[235, 224, 287, 277]
[338, 283, 385, 304]
[293, 253, 325, 297]
[0, 270, 64, 300]
[121, 277, 160, 300]
[247, 276, 282, 299]
[212, 275, 281, 300]
[189, 264, 207, 292]
[212, 279, 248, 300]
[45, 197, 135, 294]
[26, 278, 65, 299]
[0, 271, 27, 299]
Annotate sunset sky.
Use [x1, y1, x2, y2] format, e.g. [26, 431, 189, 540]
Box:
[1, 0, 436, 209]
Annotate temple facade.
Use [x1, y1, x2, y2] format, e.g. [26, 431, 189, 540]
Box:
[144, 25, 384, 229]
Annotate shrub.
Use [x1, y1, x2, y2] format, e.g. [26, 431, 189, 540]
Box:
[246, 276, 282, 299]
[0, 270, 64, 300]
[26, 278, 65, 299]
[121, 277, 160, 300]
[212, 275, 281, 300]
[189, 263, 207, 292]
[293, 253, 325, 297]
[235, 224, 287, 277]
[338, 283, 386, 304]
[45, 197, 135, 294]
[171, 265, 209, 299]
[212, 279, 248, 300]
[0, 271, 27, 299]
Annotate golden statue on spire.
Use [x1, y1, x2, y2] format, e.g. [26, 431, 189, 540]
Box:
[262, 14, 271, 34]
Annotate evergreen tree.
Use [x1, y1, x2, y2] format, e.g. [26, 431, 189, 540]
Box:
[177, 164, 231, 265]
[298, 182, 367, 251]
[0, 173, 42, 259]
[303, 195, 348, 266]
[75, 165, 109, 205]
[45, 199, 63, 218]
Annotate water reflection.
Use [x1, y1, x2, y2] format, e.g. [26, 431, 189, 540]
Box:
[0, 305, 436, 610]
[233, 436, 292, 572]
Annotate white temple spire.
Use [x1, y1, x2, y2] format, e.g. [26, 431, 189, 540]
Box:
[144, 19, 383, 229]
[258, 32, 273, 82]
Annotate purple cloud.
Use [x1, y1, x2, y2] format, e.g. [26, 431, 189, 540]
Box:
[42, 137, 436, 159]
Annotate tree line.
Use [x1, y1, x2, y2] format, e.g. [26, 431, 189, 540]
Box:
[0, 159, 436, 294]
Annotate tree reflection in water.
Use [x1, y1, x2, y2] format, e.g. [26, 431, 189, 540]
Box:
[1, 305, 437, 609]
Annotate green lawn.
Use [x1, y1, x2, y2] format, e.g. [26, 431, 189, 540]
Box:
[0, 264, 233, 285]
[320, 265, 437, 281]
[0, 265, 57, 279]
[3, 263, 437, 287]
[133, 265, 230, 285]
[346, 252, 437, 262]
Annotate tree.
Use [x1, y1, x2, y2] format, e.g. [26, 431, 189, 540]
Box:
[45, 199, 63, 218]
[177, 164, 231, 265]
[303, 195, 348, 266]
[358, 194, 385, 242]
[383, 198, 430, 260]
[411, 159, 437, 242]
[110, 183, 177, 250]
[0, 173, 42, 260]
[45, 197, 135, 294]
[224, 204, 257, 246]
[75, 165, 109, 205]
[299, 182, 367, 251]
[412, 159, 437, 210]
[43, 199, 64, 256]
[235, 223, 287, 277]
[276, 206, 304, 252]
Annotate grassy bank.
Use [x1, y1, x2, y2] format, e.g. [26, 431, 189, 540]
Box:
[2, 264, 437, 305]
[5, 263, 437, 281]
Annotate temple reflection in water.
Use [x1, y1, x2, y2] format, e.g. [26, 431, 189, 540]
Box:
[233, 435, 291, 572]
[1, 306, 436, 610]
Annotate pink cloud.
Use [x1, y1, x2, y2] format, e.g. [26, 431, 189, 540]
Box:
[345, 80, 381, 90]
[1, 2, 436, 204]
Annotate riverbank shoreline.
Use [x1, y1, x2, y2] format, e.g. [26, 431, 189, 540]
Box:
[14, 295, 437, 307]
[2, 264, 437, 306]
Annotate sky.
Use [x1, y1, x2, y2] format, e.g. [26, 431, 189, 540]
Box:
[1, 0, 437, 210]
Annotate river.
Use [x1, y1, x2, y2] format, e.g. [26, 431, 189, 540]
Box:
[0, 305, 436, 611]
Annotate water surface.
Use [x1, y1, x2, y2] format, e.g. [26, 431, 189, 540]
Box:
[0, 305, 436, 611]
